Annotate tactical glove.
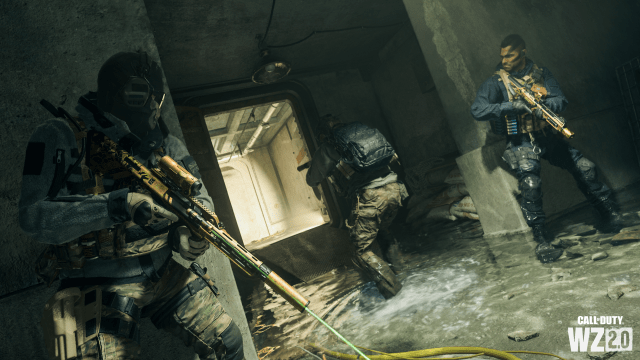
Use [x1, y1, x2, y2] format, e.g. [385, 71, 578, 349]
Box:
[173, 225, 210, 261]
[533, 107, 546, 119]
[127, 192, 178, 227]
[511, 99, 532, 115]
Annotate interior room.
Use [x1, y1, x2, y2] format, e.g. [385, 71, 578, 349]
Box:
[2, 1, 640, 359]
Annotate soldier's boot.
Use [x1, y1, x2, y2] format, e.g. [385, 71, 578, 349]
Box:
[385, 238, 405, 274]
[592, 196, 623, 233]
[532, 225, 563, 264]
[353, 250, 402, 299]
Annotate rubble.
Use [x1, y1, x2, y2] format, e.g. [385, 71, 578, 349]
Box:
[607, 284, 639, 300]
[551, 272, 571, 282]
[405, 165, 482, 229]
[503, 289, 526, 300]
[591, 252, 608, 261]
[551, 237, 581, 248]
[620, 224, 640, 233]
[565, 248, 584, 259]
[507, 330, 539, 342]
[609, 230, 640, 246]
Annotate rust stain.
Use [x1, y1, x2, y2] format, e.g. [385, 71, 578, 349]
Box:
[296, 147, 306, 164]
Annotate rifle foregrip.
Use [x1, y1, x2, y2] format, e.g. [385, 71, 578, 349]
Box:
[265, 271, 310, 312]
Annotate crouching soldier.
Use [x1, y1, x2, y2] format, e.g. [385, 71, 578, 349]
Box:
[20, 52, 244, 360]
[306, 115, 408, 299]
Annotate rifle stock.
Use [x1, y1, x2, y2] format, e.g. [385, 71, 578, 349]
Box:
[101, 135, 310, 312]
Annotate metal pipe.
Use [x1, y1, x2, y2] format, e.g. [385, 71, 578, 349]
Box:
[243, 103, 279, 155]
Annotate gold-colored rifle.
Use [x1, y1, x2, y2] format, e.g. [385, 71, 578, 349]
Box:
[97, 135, 311, 312]
[505, 75, 575, 138]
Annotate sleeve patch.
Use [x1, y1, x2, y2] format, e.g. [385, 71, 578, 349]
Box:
[23, 142, 46, 176]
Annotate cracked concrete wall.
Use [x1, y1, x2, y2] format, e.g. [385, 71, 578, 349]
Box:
[370, 24, 458, 170]
[0, 1, 256, 359]
[404, 0, 640, 230]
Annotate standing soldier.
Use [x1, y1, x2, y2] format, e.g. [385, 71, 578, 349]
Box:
[20, 52, 244, 360]
[306, 115, 408, 299]
[470, 34, 623, 263]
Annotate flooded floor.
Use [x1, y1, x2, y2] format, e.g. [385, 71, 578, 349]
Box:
[247, 188, 640, 360]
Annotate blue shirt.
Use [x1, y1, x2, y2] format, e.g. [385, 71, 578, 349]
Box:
[470, 58, 568, 122]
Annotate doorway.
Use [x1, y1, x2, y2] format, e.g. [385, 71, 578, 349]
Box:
[204, 100, 330, 248]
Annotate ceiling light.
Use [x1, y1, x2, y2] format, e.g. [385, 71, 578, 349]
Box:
[252, 49, 291, 84]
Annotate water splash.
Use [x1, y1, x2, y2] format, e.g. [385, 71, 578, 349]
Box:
[305, 258, 491, 354]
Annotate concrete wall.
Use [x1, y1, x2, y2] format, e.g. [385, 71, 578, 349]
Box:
[0, 1, 256, 359]
[404, 0, 640, 232]
[371, 25, 458, 169]
[298, 70, 393, 144]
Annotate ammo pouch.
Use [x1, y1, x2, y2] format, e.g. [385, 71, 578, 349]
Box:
[41, 287, 102, 360]
[36, 245, 61, 286]
[327, 160, 355, 196]
[502, 145, 540, 170]
[41, 286, 142, 359]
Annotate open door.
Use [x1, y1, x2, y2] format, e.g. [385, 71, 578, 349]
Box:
[174, 106, 244, 244]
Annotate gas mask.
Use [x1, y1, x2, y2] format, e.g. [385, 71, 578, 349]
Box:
[110, 75, 166, 154]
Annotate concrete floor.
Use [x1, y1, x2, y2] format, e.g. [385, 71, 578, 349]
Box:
[247, 189, 640, 360]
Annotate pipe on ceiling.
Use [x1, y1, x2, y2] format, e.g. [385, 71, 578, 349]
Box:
[243, 103, 279, 155]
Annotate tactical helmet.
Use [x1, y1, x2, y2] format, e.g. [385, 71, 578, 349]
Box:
[97, 52, 166, 152]
[315, 114, 343, 143]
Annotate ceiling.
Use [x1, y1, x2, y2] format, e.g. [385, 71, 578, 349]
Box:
[206, 101, 293, 159]
[144, 0, 409, 90]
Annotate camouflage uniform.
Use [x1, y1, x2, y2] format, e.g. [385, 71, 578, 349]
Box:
[76, 259, 240, 360]
[307, 142, 407, 298]
[349, 182, 403, 255]
[20, 92, 244, 359]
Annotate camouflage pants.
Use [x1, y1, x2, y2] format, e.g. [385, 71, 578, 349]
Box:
[348, 182, 403, 256]
[71, 258, 242, 360]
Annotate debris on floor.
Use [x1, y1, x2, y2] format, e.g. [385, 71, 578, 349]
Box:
[247, 186, 640, 360]
[257, 346, 280, 360]
[591, 251, 609, 261]
[607, 284, 639, 300]
[507, 330, 539, 342]
[405, 159, 481, 236]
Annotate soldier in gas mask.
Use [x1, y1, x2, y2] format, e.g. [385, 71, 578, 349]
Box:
[20, 52, 244, 360]
[306, 115, 408, 299]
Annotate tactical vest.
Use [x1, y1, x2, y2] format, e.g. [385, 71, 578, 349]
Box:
[327, 155, 398, 198]
[43, 119, 172, 273]
[491, 63, 549, 135]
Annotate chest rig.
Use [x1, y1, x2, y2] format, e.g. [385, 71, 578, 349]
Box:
[327, 154, 398, 198]
[494, 64, 548, 135]
[46, 119, 171, 273]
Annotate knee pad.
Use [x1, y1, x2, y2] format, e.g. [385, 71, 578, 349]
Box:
[576, 157, 596, 181]
[518, 159, 539, 172]
[520, 174, 542, 201]
[219, 322, 244, 360]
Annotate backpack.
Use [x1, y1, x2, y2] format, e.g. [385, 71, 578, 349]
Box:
[332, 122, 395, 171]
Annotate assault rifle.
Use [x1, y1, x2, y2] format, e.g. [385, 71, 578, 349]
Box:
[100, 130, 374, 358]
[98, 134, 311, 311]
[42, 97, 372, 359]
[42, 96, 310, 311]
[505, 75, 575, 138]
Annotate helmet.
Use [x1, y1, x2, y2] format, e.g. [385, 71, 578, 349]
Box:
[97, 52, 166, 153]
[315, 114, 343, 143]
